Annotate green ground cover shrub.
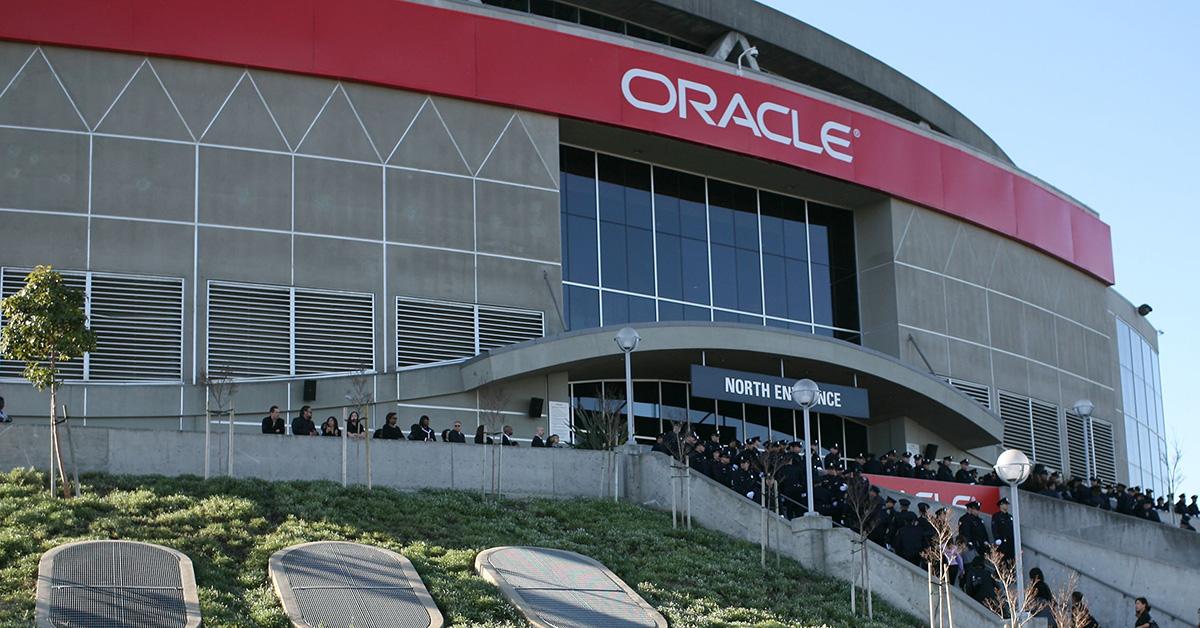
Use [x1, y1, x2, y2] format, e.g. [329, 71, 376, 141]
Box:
[0, 469, 919, 627]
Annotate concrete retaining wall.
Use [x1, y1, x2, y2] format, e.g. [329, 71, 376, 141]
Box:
[0, 424, 617, 499]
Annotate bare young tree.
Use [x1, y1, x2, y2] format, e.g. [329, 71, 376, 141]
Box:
[662, 406, 693, 529]
[754, 447, 791, 569]
[1047, 571, 1085, 628]
[1161, 434, 1185, 526]
[985, 545, 1040, 628]
[843, 472, 881, 619]
[479, 385, 510, 498]
[920, 509, 958, 628]
[345, 366, 374, 489]
[200, 366, 238, 480]
[571, 389, 625, 501]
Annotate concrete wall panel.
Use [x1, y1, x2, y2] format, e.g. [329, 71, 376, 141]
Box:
[0, 128, 88, 213]
[385, 170, 474, 250]
[88, 218, 194, 278]
[91, 136, 194, 221]
[198, 147, 291, 230]
[293, 158, 382, 240]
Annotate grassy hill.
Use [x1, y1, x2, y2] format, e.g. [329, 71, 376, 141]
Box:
[0, 469, 920, 627]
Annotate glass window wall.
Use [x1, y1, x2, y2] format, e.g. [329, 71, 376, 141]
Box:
[560, 146, 860, 340]
[1117, 318, 1168, 493]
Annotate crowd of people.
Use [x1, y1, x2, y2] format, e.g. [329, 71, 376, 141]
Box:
[259, 405, 565, 447]
[651, 425, 1174, 626]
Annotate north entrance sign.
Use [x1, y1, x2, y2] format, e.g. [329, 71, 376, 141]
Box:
[689, 365, 869, 418]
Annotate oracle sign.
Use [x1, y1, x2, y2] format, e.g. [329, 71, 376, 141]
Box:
[864, 474, 1002, 515]
[621, 68, 855, 164]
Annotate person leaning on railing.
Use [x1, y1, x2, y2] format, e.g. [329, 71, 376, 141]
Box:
[374, 412, 404, 440]
[291, 406, 317, 436]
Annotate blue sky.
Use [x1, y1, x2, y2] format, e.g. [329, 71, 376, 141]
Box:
[760, 1, 1199, 498]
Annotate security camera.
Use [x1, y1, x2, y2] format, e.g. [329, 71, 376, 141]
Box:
[1137, 304, 1152, 316]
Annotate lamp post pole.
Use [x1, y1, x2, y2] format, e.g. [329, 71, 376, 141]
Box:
[1073, 399, 1095, 485]
[791, 379, 820, 517]
[614, 327, 641, 448]
[995, 448, 1032, 620]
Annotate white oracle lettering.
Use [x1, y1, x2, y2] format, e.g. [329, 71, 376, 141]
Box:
[678, 78, 718, 125]
[790, 109, 823, 154]
[915, 491, 939, 501]
[756, 101, 792, 145]
[620, 67, 855, 164]
[716, 92, 762, 137]
[621, 68, 676, 114]
[821, 120, 854, 163]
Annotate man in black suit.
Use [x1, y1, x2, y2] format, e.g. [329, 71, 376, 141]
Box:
[261, 405, 285, 434]
[291, 405, 317, 436]
[531, 426, 547, 447]
[446, 420, 467, 443]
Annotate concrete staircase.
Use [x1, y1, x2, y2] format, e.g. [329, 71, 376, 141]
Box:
[873, 482, 1200, 628]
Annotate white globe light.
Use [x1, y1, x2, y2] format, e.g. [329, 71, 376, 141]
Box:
[614, 327, 641, 352]
[1072, 399, 1094, 418]
[791, 379, 820, 408]
[994, 448, 1032, 484]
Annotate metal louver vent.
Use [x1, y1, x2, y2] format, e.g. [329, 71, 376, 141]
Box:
[208, 281, 375, 378]
[396, 297, 545, 368]
[478, 304, 544, 351]
[207, 282, 291, 378]
[294, 288, 374, 375]
[396, 297, 476, 367]
[2, 267, 182, 381]
[88, 274, 184, 381]
[1066, 411, 1088, 480]
[998, 391, 1035, 459]
[940, 376, 991, 409]
[1030, 398, 1063, 472]
[1091, 419, 1117, 483]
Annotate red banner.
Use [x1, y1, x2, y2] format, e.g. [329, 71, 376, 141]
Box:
[0, 0, 1114, 283]
[865, 474, 1003, 515]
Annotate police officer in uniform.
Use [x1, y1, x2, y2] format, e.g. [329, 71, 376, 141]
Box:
[936, 456, 956, 482]
[991, 497, 1015, 562]
[955, 458, 978, 484]
[958, 500, 991, 560]
[895, 452, 914, 477]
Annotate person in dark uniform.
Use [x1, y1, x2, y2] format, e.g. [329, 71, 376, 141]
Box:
[501, 425, 519, 446]
[713, 450, 734, 488]
[731, 458, 760, 500]
[961, 554, 999, 606]
[865, 486, 889, 546]
[877, 496, 896, 547]
[375, 412, 404, 439]
[473, 424, 493, 444]
[958, 501, 990, 557]
[1133, 596, 1155, 628]
[530, 426, 547, 448]
[863, 453, 883, 475]
[894, 516, 926, 566]
[1180, 515, 1195, 531]
[688, 442, 709, 475]
[895, 452, 914, 478]
[991, 497, 1015, 561]
[912, 457, 931, 480]
[823, 443, 841, 469]
[291, 405, 317, 436]
[881, 450, 898, 476]
[446, 420, 467, 443]
[261, 405, 285, 434]
[889, 498, 917, 548]
[1139, 499, 1161, 522]
[955, 459, 978, 484]
[408, 415, 435, 442]
[936, 456, 955, 482]
[1188, 495, 1199, 517]
[847, 452, 866, 474]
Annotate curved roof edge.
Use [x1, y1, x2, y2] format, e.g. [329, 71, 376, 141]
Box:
[419, 323, 1003, 448]
[639, 0, 1012, 164]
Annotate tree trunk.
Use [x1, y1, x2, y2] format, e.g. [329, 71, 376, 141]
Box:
[50, 381, 69, 498]
[927, 563, 935, 628]
[61, 405, 81, 497]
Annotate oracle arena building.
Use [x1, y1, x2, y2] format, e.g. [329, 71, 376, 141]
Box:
[0, 0, 1168, 491]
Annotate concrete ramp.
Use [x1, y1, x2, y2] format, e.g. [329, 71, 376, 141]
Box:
[35, 540, 201, 628]
[475, 546, 666, 628]
[269, 541, 443, 628]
